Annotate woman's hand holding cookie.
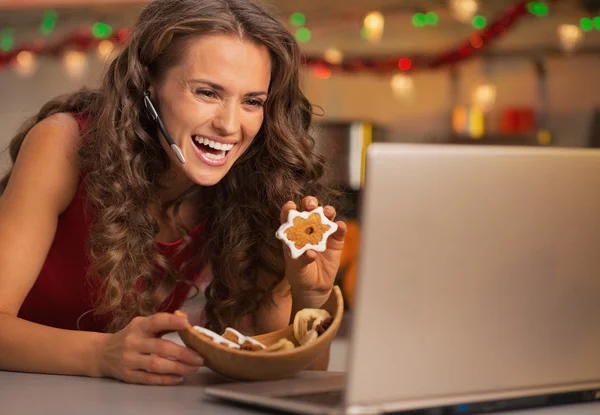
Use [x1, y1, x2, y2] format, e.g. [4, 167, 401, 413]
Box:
[278, 196, 347, 301]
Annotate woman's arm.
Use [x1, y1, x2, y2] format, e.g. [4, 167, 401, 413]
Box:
[253, 277, 292, 335]
[253, 276, 332, 370]
[0, 113, 203, 384]
[0, 113, 109, 376]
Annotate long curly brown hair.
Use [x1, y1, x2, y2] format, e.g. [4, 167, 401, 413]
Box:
[0, 0, 337, 334]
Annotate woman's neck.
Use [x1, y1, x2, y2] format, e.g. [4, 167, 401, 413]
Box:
[158, 165, 195, 205]
[152, 167, 202, 236]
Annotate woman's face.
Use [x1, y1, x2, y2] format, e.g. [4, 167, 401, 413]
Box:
[150, 34, 271, 187]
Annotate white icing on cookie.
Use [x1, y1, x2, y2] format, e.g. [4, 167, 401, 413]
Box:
[275, 206, 338, 259]
[224, 327, 266, 349]
[192, 326, 240, 349]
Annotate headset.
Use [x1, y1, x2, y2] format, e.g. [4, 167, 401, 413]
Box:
[143, 90, 186, 164]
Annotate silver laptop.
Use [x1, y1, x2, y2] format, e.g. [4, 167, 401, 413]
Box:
[205, 143, 600, 414]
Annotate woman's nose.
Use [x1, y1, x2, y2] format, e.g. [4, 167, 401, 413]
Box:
[212, 102, 240, 136]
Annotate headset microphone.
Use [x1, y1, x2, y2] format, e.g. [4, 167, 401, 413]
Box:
[143, 90, 186, 164]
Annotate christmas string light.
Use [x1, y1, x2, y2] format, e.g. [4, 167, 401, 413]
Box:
[0, 0, 565, 76]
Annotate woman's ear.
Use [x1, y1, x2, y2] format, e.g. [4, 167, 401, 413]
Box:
[144, 66, 155, 96]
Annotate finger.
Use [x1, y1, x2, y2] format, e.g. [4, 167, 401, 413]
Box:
[280, 201, 297, 223]
[328, 221, 347, 250]
[138, 338, 204, 367]
[303, 249, 318, 263]
[138, 313, 188, 336]
[122, 369, 184, 386]
[292, 249, 318, 267]
[135, 354, 199, 376]
[302, 196, 319, 211]
[323, 205, 337, 222]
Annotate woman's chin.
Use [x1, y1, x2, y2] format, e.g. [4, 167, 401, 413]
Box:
[187, 169, 229, 187]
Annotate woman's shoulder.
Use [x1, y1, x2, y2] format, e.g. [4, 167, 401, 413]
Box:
[26, 112, 83, 172]
[14, 112, 84, 214]
[36, 112, 83, 135]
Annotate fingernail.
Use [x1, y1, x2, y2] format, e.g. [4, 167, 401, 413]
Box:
[193, 356, 204, 365]
[308, 200, 317, 208]
[176, 376, 184, 384]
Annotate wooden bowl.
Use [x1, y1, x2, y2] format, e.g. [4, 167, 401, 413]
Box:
[176, 286, 344, 381]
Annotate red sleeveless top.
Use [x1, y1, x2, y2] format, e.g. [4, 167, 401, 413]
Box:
[17, 114, 206, 332]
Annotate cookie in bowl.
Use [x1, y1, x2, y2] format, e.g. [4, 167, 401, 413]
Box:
[175, 285, 344, 381]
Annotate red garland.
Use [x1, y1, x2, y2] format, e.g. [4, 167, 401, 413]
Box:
[427, 1, 529, 68]
[0, 28, 130, 69]
[0, 1, 558, 74]
[303, 0, 561, 74]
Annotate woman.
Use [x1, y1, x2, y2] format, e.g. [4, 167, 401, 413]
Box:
[0, 0, 346, 386]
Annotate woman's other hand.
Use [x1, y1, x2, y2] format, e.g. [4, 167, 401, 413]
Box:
[97, 313, 204, 385]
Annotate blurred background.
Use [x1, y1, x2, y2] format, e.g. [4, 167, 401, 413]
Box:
[1, 0, 600, 309]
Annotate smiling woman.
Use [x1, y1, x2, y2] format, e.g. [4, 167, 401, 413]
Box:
[147, 34, 271, 184]
[0, 0, 346, 387]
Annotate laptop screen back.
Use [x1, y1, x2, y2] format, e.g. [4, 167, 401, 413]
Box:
[345, 144, 600, 412]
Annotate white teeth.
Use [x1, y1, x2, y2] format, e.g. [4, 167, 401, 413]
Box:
[204, 150, 226, 160]
[193, 136, 234, 151]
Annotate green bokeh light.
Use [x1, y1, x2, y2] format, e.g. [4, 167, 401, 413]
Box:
[581, 17, 593, 31]
[472, 15, 487, 29]
[295, 27, 311, 43]
[290, 12, 306, 27]
[412, 13, 427, 27]
[40, 9, 58, 35]
[426, 12, 439, 25]
[360, 27, 368, 40]
[527, 2, 549, 17]
[1, 28, 15, 52]
[92, 22, 113, 39]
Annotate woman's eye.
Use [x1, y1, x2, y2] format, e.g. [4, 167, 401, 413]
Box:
[196, 90, 216, 98]
[246, 99, 264, 107]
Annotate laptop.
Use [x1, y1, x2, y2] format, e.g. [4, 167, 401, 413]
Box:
[205, 143, 600, 414]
